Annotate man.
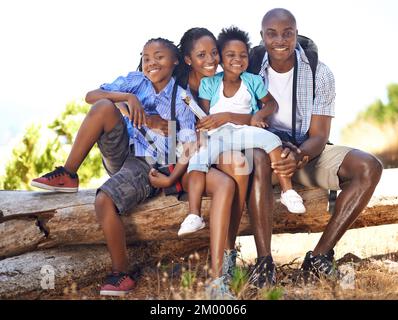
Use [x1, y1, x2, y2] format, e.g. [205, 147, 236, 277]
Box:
[246, 8, 383, 285]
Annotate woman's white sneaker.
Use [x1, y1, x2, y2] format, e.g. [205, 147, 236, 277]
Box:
[280, 189, 306, 214]
[178, 214, 205, 236]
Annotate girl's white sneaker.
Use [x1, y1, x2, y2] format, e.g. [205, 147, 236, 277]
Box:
[280, 189, 306, 214]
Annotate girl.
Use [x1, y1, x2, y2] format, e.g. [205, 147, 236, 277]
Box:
[185, 26, 306, 238]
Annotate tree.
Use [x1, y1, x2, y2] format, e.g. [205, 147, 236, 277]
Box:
[358, 84, 398, 124]
[1, 101, 105, 190]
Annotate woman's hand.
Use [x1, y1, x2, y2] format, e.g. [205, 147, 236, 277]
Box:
[146, 115, 169, 136]
[127, 94, 146, 129]
[196, 113, 230, 131]
[148, 169, 172, 188]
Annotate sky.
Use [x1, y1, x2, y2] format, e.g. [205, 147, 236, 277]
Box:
[1, 0, 398, 174]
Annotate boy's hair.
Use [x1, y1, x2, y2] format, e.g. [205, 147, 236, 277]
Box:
[217, 26, 251, 54]
[138, 37, 182, 77]
[176, 27, 217, 88]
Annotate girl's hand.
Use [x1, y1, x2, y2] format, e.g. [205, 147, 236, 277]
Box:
[250, 113, 269, 128]
[146, 115, 169, 136]
[196, 113, 230, 131]
[127, 94, 146, 129]
[148, 168, 172, 188]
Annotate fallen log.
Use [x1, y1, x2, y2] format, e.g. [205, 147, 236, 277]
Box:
[1, 187, 398, 259]
[0, 238, 209, 299]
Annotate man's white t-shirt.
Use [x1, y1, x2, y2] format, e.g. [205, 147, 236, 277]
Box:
[267, 66, 302, 133]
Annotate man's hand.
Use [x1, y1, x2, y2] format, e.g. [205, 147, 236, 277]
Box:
[146, 115, 169, 136]
[148, 169, 172, 188]
[272, 144, 308, 177]
[127, 94, 146, 129]
[250, 113, 269, 128]
[196, 113, 230, 131]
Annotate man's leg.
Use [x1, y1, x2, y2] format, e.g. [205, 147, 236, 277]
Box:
[246, 149, 274, 258]
[313, 149, 383, 255]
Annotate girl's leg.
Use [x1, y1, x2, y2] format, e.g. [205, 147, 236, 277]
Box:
[216, 151, 250, 249]
[64, 99, 123, 173]
[268, 147, 292, 192]
[187, 171, 206, 216]
[95, 191, 128, 272]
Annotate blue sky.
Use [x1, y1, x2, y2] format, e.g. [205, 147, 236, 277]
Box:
[0, 0, 397, 173]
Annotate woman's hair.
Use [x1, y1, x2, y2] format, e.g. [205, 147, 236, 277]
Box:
[137, 37, 182, 77]
[176, 27, 217, 88]
[217, 26, 251, 54]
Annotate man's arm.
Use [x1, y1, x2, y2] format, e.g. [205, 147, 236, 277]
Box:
[272, 115, 331, 177]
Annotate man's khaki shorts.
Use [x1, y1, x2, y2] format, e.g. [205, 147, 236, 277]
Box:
[272, 144, 353, 191]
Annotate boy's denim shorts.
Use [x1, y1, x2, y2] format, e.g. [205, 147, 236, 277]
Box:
[96, 115, 158, 215]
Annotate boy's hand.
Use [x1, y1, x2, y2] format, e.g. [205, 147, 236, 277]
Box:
[250, 113, 269, 128]
[127, 94, 146, 129]
[148, 168, 172, 188]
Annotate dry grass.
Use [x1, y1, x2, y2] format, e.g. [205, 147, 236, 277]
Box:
[50, 248, 398, 301]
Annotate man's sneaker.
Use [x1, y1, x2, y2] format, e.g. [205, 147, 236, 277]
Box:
[300, 250, 339, 281]
[99, 272, 136, 296]
[222, 249, 237, 284]
[280, 189, 306, 214]
[249, 255, 277, 288]
[205, 276, 236, 300]
[177, 214, 205, 236]
[31, 166, 79, 192]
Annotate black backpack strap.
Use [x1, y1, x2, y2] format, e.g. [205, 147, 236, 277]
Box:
[168, 81, 179, 163]
[292, 52, 298, 146]
[248, 46, 266, 75]
[297, 35, 318, 100]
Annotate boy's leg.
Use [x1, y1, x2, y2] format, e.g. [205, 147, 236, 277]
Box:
[65, 99, 124, 173]
[31, 99, 126, 191]
[95, 156, 156, 281]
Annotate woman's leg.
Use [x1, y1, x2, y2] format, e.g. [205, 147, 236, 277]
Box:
[64, 99, 123, 173]
[182, 168, 235, 278]
[216, 151, 250, 249]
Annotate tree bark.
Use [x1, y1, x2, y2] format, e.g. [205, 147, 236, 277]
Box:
[1, 188, 398, 260]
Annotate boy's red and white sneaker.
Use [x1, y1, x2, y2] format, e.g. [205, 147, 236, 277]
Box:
[31, 166, 79, 192]
[100, 272, 136, 297]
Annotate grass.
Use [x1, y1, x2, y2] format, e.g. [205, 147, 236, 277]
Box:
[49, 248, 398, 300]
